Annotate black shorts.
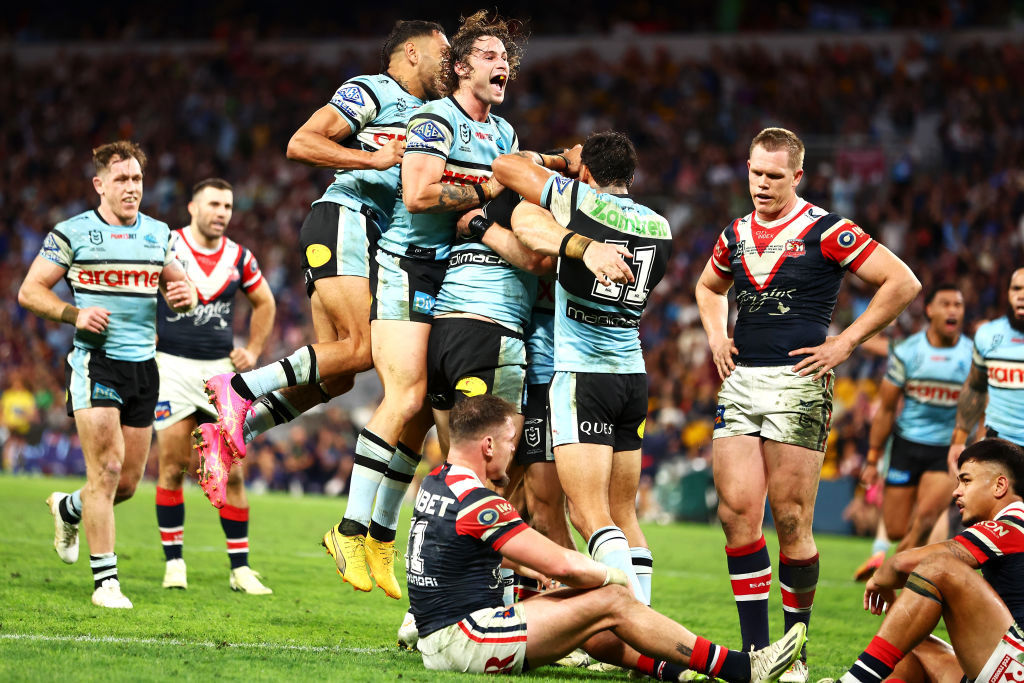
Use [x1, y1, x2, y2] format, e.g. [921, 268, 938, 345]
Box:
[885, 434, 948, 487]
[549, 371, 647, 451]
[426, 318, 526, 411]
[371, 248, 448, 324]
[65, 348, 159, 428]
[300, 201, 382, 296]
[516, 382, 552, 465]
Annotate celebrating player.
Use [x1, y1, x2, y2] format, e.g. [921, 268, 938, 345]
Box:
[817, 439, 1024, 683]
[20, 141, 196, 608]
[694, 127, 920, 680]
[153, 178, 275, 594]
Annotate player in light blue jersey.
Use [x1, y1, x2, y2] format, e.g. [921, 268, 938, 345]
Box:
[18, 141, 195, 609]
[949, 269, 1024, 462]
[856, 284, 971, 578]
[493, 132, 670, 608]
[320, 11, 535, 601]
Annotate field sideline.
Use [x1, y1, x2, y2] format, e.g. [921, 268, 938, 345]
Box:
[0, 475, 943, 681]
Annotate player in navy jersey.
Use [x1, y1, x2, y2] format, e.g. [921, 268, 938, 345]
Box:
[193, 21, 448, 593]
[694, 128, 920, 680]
[948, 269, 1024, 468]
[152, 178, 276, 594]
[817, 439, 1024, 683]
[492, 132, 671, 607]
[19, 141, 196, 608]
[409, 394, 805, 680]
[320, 10, 537, 601]
[853, 284, 972, 580]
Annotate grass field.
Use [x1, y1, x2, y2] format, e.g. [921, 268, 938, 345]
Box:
[0, 475, 938, 681]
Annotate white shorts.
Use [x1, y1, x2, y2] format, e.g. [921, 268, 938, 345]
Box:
[153, 352, 234, 431]
[976, 624, 1024, 683]
[712, 364, 834, 452]
[417, 604, 528, 674]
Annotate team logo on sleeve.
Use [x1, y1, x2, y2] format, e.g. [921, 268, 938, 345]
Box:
[837, 230, 856, 247]
[477, 508, 499, 526]
[411, 121, 444, 142]
[553, 176, 571, 194]
[338, 85, 364, 105]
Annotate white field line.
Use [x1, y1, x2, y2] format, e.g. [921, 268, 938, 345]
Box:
[0, 633, 388, 654]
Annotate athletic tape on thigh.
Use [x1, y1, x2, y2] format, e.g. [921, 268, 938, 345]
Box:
[904, 572, 944, 606]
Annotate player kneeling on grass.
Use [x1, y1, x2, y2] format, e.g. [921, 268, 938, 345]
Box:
[406, 394, 806, 679]
[818, 439, 1024, 683]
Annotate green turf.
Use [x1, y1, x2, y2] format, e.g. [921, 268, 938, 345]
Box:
[0, 475, 935, 681]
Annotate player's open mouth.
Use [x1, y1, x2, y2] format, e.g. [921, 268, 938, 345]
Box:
[490, 74, 507, 89]
[945, 317, 959, 327]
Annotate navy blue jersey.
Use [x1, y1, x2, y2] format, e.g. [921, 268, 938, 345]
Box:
[954, 502, 1024, 626]
[157, 228, 264, 360]
[710, 199, 878, 366]
[39, 209, 175, 361]
[406, 463, 527, 638]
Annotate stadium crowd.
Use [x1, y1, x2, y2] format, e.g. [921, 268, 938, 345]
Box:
[2, 31, 1023, 524]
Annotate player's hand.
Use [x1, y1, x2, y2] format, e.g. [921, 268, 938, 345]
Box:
[231, 347, 258, 372]
[603, 567, 630, 588]
[582, 242, 634, 287]
[165, 280, 196, 312]
[76, 306, 110, 334]
[708, 335, 738, 380]
[456, 209, 485, 240]
[562, 144, 583, 178]
[863, 579, 895, 616]
[860, 462, 879, 487]
[789, 335, 856, 380]
[372, 138, 405, 170]
[947, 443, 966, 479]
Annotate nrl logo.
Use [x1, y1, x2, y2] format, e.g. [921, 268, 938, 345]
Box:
[459, 122, 471, 144]
[525, 426, 541, 448]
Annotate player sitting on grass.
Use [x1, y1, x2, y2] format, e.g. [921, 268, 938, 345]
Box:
[818, 438, 1024, 683]
[406, 393, 806, 679]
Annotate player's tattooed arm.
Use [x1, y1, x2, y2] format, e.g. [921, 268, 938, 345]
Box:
[940, 539, 982, 569]
[954, 362, 988, 433]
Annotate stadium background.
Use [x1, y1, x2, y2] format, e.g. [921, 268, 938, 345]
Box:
[2, 1, 1022, 534]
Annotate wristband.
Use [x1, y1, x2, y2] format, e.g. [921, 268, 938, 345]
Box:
[554, 154, 570, 171]
[473, 183, 487, 207]
[563, 233, 593, 260]
[61, 304, 79, 325]
[866, 447, 881, 465]
[465, 215, 495, 240]
[951, 427, 969, 446]
[558, 232, 575, 259]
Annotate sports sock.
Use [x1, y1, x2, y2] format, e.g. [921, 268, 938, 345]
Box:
[514, 574, 541, 601]
[59, 489, 83, 524]
[780, 552, 818, 660]
[243, 391, 301, 444]
[90, 552, 118, 589]
[689, 636, 748, 682]
[234, 345, 320, 400]
[588, 526, 643, 601]
[220, 504, 250, 569]
[636, 655, 686, 681]
[155, 486, 184, 561]
[871, 537, 890, 555]
[726, 535, 772, 650]
[844, 636, 904, 683]
[340, 429, 394, 536]
[368, 442, 421, 544]
[631, 546, 653, 605]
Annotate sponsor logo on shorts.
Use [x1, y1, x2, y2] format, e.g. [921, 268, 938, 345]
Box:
[579, 420, 613, 436]
[456, 376, 488, 397]
[637, 418, 646, 439]
[92, 383, 122, 403]
[413, 291, 436, 315]
[154, 400, 171, 420]
[485, 654, 516, 674]
[887, 468, 911, 485]
[306, 243, 333, 269]
[714, 405, 725, 429]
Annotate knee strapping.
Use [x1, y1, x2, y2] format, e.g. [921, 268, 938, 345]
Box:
[905, 572, 944, 606]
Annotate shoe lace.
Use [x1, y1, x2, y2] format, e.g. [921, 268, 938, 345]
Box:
[373, 542, 395, 569]
[60, 521, 76, 546]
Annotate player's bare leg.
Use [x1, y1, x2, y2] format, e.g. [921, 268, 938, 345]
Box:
[882, 484, 916, 544]
[892, 471, 956, 553]
[524, 462, 573, 549]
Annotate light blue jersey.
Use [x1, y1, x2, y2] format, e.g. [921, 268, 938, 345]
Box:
[885, 330, 973, 446]
[317, 74, 425, 229]
[386, 96, 518, 261]
[433, 242, 536, 332]
[525, 274, 556, 385]
[540, 176, 672, 374]
[973, 317, 1024, 446]
[39, 210, 174, 361]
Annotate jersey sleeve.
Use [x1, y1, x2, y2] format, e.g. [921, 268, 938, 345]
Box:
[38, 229, 72, 269]
[454, 489, 528, 550]
[328, 78, 381, 133]
[540, 175, 581, 226]
[710, 229, 733, 279]
[972, 326, 991, 368]
[954, 515, 1024, 565]
[884, 341, 908, 387]
[819, 219, 878, 272]
[405, 110, 454, 161]
[239, 247, 264, 293]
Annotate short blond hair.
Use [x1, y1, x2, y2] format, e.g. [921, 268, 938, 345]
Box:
[750, 127, 804, 171]
[92, 140, 147, 174]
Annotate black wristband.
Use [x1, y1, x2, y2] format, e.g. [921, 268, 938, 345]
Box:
[466, 215, 495, 240]
[558, 232, 575, 259]
[473, 184, 487, 206]
[555, 154, 569, 171]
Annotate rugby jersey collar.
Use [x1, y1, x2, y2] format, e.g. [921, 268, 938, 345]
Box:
[381, 71, 417, 100]
[447, 463, 482, 486]
[994, 501, 1024, 520]
[92, 208, 140, 229]
[751, 196, 808, 230]
[447, 95, 493, 126]
[179, 224, 225, 256]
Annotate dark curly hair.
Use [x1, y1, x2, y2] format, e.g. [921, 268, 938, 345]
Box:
[580, 131, 638, 189]
[438, 10, 526, 97]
